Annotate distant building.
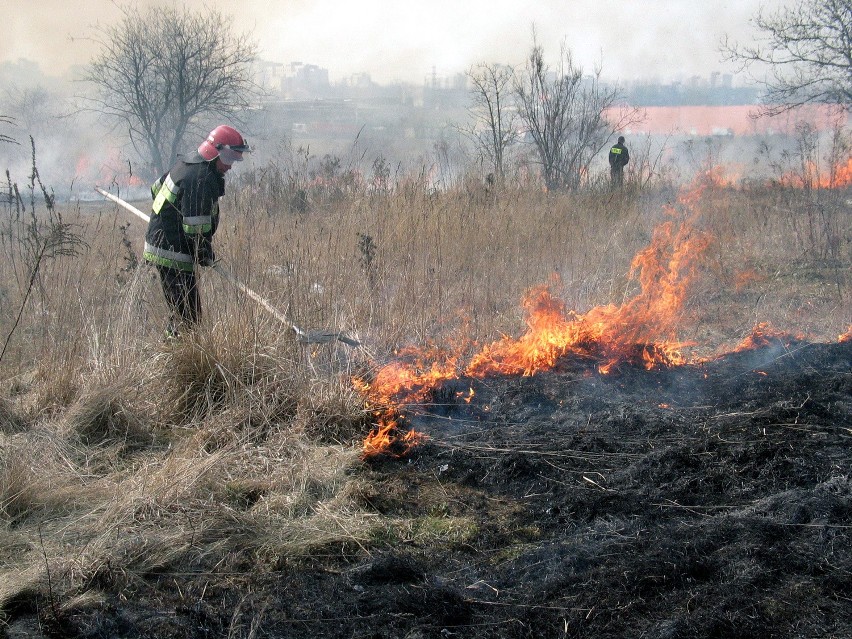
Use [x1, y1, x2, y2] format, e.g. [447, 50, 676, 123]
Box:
[281, 62, 331, 98]
[344, 73, 375, 90]
[254, 60, 287, 94]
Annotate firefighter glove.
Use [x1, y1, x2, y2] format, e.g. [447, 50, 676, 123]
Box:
[198, 243, 216, 267]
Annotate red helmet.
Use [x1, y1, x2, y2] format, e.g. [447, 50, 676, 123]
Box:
[198, 125, 251, 165]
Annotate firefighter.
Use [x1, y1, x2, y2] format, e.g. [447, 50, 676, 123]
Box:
[143, 125, 250, 337]
[608, 135, 629, 188]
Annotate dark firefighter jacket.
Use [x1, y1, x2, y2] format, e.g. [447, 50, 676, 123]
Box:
[143, 153, 224, 272]
[609, 143, 629, 170]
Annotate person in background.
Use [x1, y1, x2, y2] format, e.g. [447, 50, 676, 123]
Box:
[608, 135, 629, 188]
[142, 125, 250, 337]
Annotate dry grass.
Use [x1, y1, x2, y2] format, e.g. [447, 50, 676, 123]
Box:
[0, 173, 849, 621]
[1, 407, 370, 613]
[0, 396, 25, 435]
[64, 386, 151, 446]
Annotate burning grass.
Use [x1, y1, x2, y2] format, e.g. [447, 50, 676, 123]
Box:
[354, 176, 848, 458]
[0, 172, 849, 636]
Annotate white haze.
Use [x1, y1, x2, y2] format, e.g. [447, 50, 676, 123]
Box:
[3, 0, 792, 85]
[2, 0, 818, 200]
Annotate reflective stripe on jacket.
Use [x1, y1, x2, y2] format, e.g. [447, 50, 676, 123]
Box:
[152, 174, 181, 215]
[609, 144, 629, 169]
[181, 207, 218, 235]
[143, 241, 195, 272]
[143, 153, 224, 271]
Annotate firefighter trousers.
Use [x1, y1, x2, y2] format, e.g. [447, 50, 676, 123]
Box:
[156, 265, 201, 336]
[610, 166, 625, 188]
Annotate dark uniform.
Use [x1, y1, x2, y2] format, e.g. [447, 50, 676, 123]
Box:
[608, 137, 630, 188]
[143, 153, 223, 336]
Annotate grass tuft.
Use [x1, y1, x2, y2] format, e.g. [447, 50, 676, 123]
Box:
[64, 385, 151, 448]
[0, 396, 26, 435]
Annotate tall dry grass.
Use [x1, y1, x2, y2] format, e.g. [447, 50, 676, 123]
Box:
[0, 162, 849, 621]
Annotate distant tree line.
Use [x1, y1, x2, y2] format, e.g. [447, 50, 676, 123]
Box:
[4, 0, 843, 192]
[625, 83, 760, 108]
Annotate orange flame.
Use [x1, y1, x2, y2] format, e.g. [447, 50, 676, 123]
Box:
[457, 388, 475, 403]
[778, 157, 852, 189]
[701, 157, 852, 190]
[702, 165, 743, 188]
[833, 157, 852, 187]
[732, 322, 803, 352]
[466, 208, 712, 378]
[357, 180, 719, 458]
[362, 414, 429, 458]
[75, 149, 145, 189]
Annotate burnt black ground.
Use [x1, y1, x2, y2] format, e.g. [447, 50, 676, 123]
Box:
[6, 339, 851, 638]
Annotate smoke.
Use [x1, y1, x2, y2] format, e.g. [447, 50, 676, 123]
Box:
[5, 0, 776, 86]
[2, 0, 843, 199]
[0, 74, 144, 202]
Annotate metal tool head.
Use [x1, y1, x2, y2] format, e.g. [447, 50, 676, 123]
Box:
[293, 327, 361, 347]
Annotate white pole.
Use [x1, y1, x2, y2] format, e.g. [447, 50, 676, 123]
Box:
[94, 187, 359, 347]
[95, 187, 305, 335]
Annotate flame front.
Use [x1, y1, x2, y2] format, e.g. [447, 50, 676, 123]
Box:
[466, 216, 709, 377]
[354, 174, 832, 458]
[362, 413, 428, 458]
[779, 157, 852, 189]
[732, 322, 803, 352]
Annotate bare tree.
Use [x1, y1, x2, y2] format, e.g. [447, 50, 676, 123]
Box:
[722, 0, 852, 114]
[514, 40, 624, 190]
[462, 63, 518, 183]
[0, 115, 16, 145]
[85, 5, 258, 176]
[2, 86, 62, 140]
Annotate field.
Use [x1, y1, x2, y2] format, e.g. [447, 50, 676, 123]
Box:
[0, 168, 850, 638]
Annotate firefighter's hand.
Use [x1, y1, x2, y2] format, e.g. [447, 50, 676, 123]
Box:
[198, 245, 216, 267]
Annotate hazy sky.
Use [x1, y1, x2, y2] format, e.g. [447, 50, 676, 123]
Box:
[4, 0, 787, 85]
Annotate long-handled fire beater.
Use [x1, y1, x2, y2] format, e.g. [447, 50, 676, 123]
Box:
[95, 187, 359, 347]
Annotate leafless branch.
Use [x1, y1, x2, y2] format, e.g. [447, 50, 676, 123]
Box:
[721, 0, 852, 114]
[514, 38, 625, 190]
[82, 5, 259, 176]
[462, 62, 519, 182]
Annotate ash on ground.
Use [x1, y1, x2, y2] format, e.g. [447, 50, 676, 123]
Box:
[10, 341, 850, 639]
